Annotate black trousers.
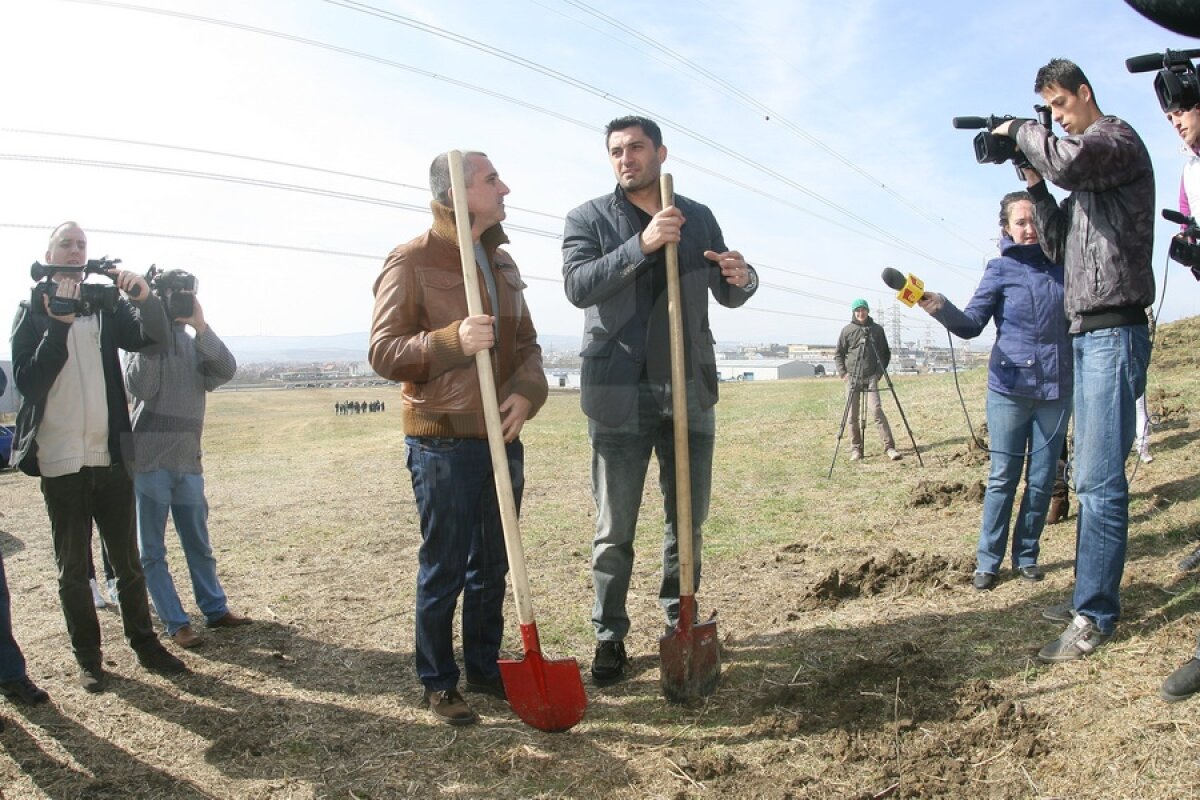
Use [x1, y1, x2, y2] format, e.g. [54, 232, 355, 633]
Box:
[41, 465, 159, 665]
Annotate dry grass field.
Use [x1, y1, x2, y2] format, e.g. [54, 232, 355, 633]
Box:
[2, 317, 1200, 799]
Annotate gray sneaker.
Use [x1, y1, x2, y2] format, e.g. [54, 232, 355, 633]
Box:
[1037, 615, 1111, 663]
[1041, 599, 1075, 623]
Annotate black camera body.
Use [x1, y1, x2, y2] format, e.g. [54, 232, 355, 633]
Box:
[146, 265, 197, 320]
[952, 107, 1052, 178]
[1163, 209, 1200, 274]
[1126, 49, 1200, 112]
[29, 257, 123, 316]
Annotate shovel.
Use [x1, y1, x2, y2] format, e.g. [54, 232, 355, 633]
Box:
[446, 150, 587, 732]
[657, 173, 721, 704]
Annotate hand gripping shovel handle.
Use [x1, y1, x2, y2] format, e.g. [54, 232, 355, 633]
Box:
[446, 152, 586, 732]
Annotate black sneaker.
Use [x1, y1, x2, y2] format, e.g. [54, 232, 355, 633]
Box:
[137, 646, 188, 675]
[0, 676, 49, 705]
[464, 671, 507, 701]
[1037, 615, 1111, 663]
[78, 663, 107, 693]
[1161, 658, 1200, 703]
[423, 688, 478, 726]
[1017, 565, 1044, 582]
[1041, 599, 1075, 623]
[591, 641, 630, 686]
[973, 571, 996, 591]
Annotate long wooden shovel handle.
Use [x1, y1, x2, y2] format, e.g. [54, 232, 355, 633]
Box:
[447, 150, 535, 629]
[661, 174, 696, 598]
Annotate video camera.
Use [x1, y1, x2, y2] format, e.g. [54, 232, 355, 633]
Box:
[1126, 49, 1200, 112]
[951, 106, 1052, 178]
[1162, 209, 1200, 276]
[145, 265, 198, 319]
[29, 257, 130, 316]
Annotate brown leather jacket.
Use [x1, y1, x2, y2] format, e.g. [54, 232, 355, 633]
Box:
[369, 202, 547, 438]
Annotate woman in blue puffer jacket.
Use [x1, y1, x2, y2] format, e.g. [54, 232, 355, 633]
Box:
[919, 190, 1072, 591]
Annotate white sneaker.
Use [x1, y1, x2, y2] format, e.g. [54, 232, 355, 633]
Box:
[1140, 452, 1153, 464]
[90, 578, 109, 609]
[107, 578, 120, 607]
[887, 448, 903, 461]
[850, 449, 863, 461]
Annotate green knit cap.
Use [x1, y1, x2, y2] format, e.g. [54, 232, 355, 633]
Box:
[851, 298, 869, 311]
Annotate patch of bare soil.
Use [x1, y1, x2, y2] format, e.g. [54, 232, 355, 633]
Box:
[908, 480, 985, 507]
[793, 550, 972, 612]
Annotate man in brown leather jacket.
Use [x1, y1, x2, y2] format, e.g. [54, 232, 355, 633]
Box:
[369, 151, 548, 726]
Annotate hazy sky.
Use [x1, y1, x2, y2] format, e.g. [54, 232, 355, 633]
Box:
[1, 0, 1197, 360]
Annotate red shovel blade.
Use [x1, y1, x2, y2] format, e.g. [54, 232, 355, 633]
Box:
[498, 624, 587, 733]
[659, 597, 720, 704]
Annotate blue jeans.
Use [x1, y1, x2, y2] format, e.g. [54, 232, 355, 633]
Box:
[406, 436, 518, 691]
[1071, 325, 1150, 634]
[589, 379, 715, 641]
[976, 391, 1071, 574]
[135, 470, 229, 635]
[0, 551, 28, 683]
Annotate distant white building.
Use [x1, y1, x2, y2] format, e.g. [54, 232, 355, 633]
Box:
[715, 359, 814, 382]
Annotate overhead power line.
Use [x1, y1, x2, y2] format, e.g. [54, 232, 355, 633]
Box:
[58, 0, 971, 274]
[318, 0, 965, 272]
[557, 0, 986, 255]
[0, 222, 860, 325]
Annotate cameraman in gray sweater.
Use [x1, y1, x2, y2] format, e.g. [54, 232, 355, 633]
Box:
[124, 270, 251, 650]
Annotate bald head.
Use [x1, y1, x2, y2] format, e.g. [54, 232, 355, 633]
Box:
[45, 222, 87, 267]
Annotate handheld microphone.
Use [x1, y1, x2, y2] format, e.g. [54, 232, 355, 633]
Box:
[881, 267, 924, 307]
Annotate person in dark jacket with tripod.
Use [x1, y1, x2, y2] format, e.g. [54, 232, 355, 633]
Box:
[834, 300, 901, 462]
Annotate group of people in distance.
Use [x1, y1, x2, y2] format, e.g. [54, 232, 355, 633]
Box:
[4, 53, 1199, 739]
[1, 221, 250, 714]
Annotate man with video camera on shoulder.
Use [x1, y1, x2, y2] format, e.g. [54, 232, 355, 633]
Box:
[11, 222, 187, 692]
[124, 266, 249, 652]
[990, 58, 1155, 665]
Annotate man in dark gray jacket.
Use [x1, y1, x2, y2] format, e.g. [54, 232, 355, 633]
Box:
[563, 116, 757, 685]
[994, 58, 1154, 664]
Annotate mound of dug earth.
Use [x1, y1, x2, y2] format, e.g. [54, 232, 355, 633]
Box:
[909, 479, 985, 507]
[794, 549, 972, 611]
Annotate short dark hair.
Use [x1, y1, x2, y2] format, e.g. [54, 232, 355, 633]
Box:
[605, 116, 663, 150]
[999, 190, 1034, 232]
[1034, 58, 1092, 98]
[429, 150, 487, 205]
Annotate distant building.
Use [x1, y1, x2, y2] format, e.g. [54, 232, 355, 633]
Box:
[715, 359, 814, 382]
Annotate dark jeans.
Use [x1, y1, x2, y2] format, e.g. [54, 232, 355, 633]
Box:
[0, 551, 28, 683]
[406, 436, 518, 691]
[41, 465, 159, 665]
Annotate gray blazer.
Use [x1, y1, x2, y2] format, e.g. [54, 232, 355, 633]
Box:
[562, 186, 756, 427]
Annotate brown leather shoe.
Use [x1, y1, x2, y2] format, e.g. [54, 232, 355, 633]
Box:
[172, 625, 203, 649]
[424, 688, 478, 726]
[1047, 496, 1069, 525]
[207, 611, 252, 628]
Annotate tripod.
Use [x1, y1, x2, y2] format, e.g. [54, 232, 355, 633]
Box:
[828, 328, 923, 477]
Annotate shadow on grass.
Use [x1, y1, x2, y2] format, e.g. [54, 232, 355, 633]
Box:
[178, 618, 414, 697]
[0, 530, 25, 558]
[0, 702, 210, 800]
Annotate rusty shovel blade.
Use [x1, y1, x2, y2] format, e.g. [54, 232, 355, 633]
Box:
[659, 597, 720, 704]
[498, 624, 587, 733]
